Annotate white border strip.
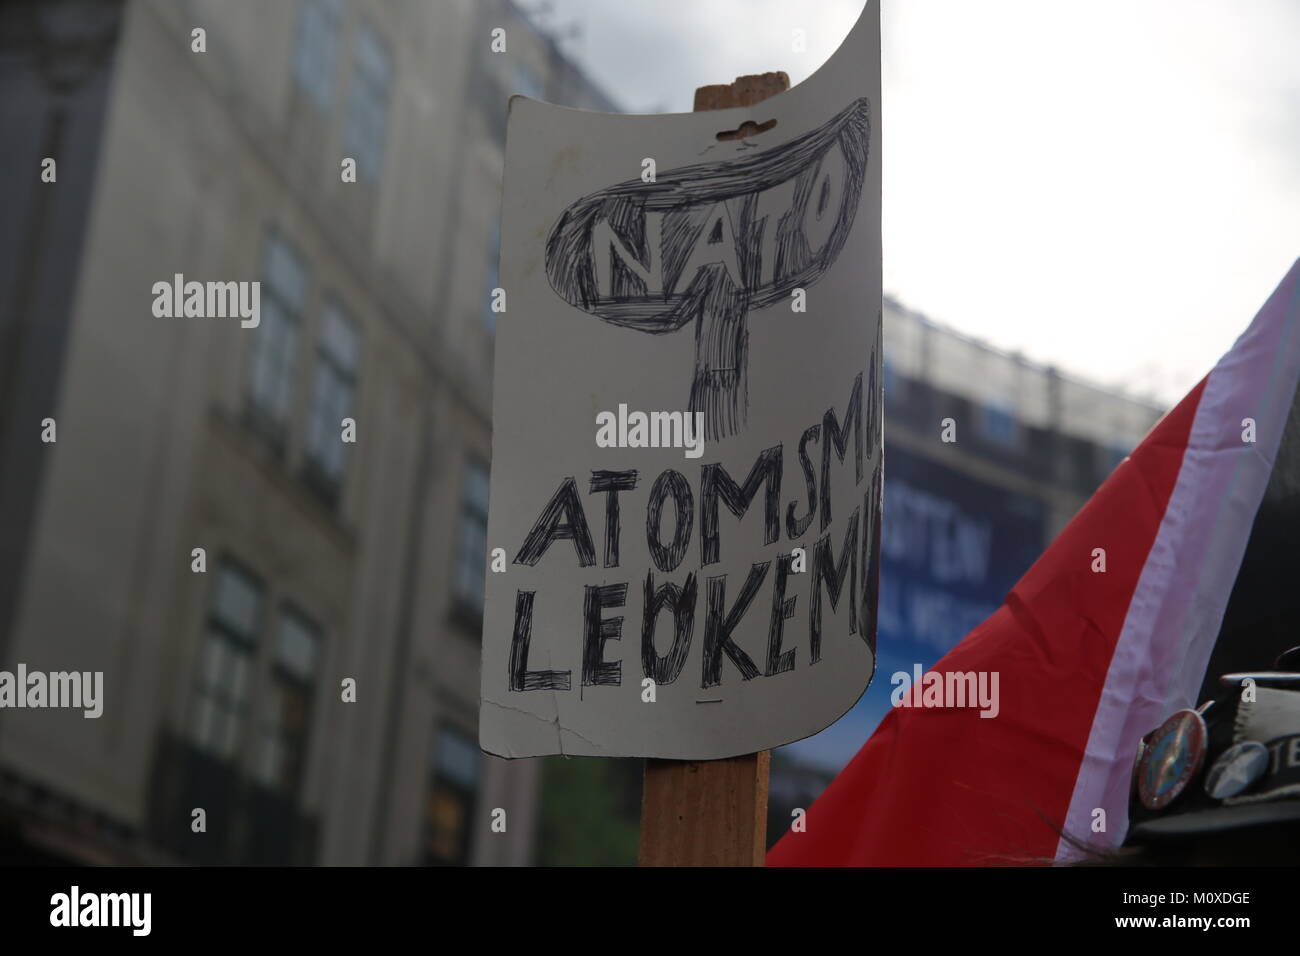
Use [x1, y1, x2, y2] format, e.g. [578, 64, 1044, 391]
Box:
[1056, 260, 1300, 860]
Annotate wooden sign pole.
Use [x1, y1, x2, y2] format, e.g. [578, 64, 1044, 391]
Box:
[639, 751, 772, 866]
[638, 71, 790, 868]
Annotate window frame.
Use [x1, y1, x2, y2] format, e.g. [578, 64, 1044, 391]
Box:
[246, 231, 310, 449]
[424, 725, 481, 866]
[977, 399, 1022, 450]
[255, 604, 323, 795]
[292, 0, 345, 110]
[341, 21, 393, 183]
[192, 559, 265, 762]
[452, 459, 491, 627]
[303, 297, 360, 501]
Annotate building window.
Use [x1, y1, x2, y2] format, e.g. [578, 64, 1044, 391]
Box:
[454, 461, 490, 619]
[342, 23, 392, 182]
[248, 234, 309, 442]
[256, 607, 321, 794]
[484, 222, 500, 334]
[304, 301, 359, 498]
[978, 401, 1020, 449]
[193, 562, 263, 760]
[293, 0, 343, 110]
[425, 727, 480, 865]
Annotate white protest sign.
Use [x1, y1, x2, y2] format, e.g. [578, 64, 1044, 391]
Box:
[480, 3, 881, 759]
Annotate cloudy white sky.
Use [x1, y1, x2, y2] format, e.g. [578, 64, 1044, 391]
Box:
[527, 0, 1300, 405]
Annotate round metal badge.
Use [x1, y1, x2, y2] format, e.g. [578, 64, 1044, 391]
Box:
[1203, 741, 1269, 800]
[1137, 709, 1208, 810]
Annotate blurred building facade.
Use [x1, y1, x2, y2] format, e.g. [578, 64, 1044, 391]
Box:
[874, 294, 1164, 667]
[0, 0, 613, 866]
[0, 0, 1167, 867]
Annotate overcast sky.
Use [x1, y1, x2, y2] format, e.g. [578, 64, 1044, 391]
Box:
[526, 0, 1300, 405]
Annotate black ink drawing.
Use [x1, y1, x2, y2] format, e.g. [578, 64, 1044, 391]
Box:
[546, 98, 871, 442]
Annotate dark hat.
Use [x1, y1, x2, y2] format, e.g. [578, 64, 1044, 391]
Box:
[1125, 648, 1300, 843]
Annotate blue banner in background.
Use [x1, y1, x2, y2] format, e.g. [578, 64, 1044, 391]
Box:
[784, 445, 1047, 771]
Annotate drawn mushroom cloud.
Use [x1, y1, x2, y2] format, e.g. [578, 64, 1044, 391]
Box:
[544, 97, 871, 442]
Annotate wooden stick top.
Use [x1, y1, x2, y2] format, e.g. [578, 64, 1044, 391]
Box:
[693, 71, 791, 112]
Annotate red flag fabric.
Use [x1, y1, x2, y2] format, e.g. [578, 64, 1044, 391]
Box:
[770, 261, 1300, 866]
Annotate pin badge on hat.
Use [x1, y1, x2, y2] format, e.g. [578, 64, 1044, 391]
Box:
[1203, 741, 1269, 800]
[1137, 709, 1208, 810]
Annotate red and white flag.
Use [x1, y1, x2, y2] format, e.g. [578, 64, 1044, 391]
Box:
[769, 260, 1300, 865]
